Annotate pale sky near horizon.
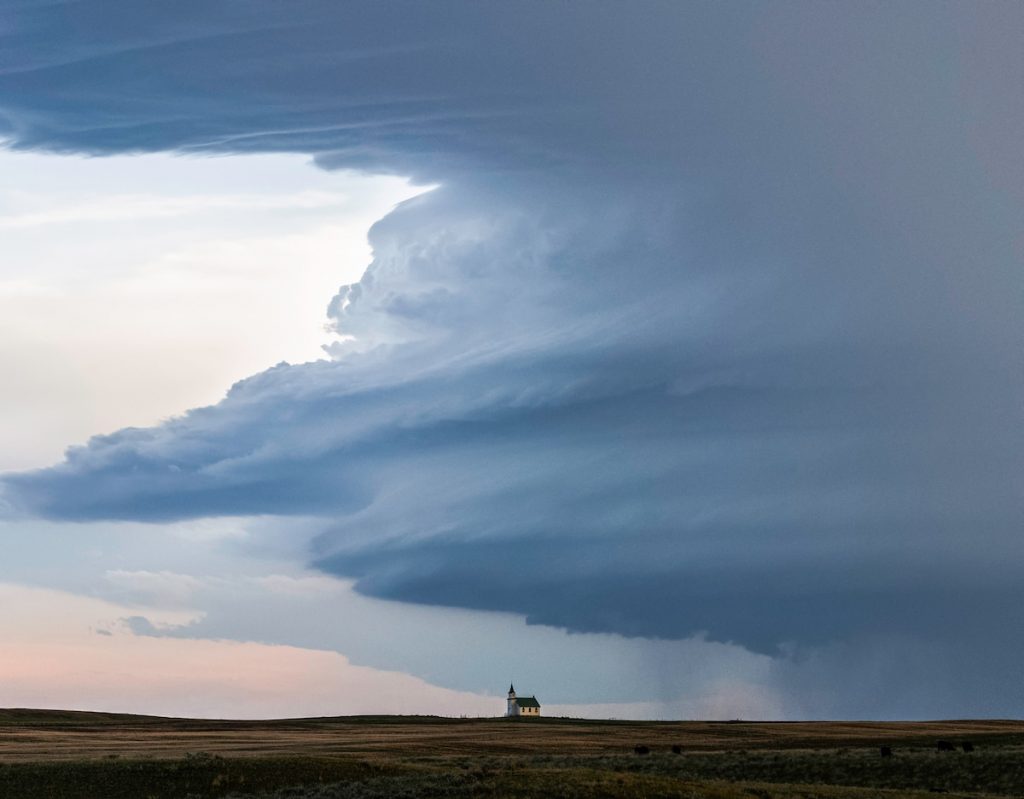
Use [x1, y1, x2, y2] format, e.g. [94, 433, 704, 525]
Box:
[0, 2, 1020, 720]
[0, 149, 417, 471]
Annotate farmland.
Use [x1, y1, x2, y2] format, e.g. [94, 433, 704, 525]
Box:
[2, 710, 1024, 798]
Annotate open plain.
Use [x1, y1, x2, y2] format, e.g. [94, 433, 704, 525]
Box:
[3, 710, 1024, 798]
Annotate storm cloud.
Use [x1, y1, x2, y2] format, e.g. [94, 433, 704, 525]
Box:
[2, 0, 1022, 677]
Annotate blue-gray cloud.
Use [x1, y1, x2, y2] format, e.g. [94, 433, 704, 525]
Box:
[1, 1, 1022, 683]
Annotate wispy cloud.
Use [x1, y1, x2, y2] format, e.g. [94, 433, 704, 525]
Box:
[0, 190, 354, 229]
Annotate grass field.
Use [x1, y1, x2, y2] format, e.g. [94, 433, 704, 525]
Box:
[2, 710, 1023, 798]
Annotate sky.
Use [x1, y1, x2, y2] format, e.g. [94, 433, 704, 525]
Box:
[0, 2, 1021, 719]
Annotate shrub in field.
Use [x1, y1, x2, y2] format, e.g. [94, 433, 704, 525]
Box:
[497, 746, 1024, 796]
[0, 756, 382, 799]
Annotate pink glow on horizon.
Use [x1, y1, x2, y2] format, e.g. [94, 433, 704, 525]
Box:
[0, 582, 497, 719]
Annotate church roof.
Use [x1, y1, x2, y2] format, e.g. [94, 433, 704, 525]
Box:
[515, 696, 541, 708]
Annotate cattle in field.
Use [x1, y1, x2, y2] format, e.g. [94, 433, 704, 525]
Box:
[961, 741, 974, 752]
[634, 745, 650, 755]
[671, 745, 682, 755]
[880, 746, 893, 758]
[936, 740, 956, 752]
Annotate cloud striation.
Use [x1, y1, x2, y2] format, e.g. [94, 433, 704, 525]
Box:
[1, 2, 1022, 708]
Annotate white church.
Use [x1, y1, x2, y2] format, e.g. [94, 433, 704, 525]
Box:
[505, 683, 541, 717]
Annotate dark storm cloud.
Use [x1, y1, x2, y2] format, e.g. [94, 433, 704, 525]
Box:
[1, 2, 1022, 667]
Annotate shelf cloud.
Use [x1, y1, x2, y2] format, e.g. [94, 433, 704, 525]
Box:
[2, 1, 1021, 677]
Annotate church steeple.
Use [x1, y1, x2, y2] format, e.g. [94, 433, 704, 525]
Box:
[504, 682, 541, 718]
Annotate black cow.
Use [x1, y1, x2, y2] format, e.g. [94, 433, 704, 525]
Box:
[936, 740, 956, 752]
[671, 745, 683, 755]
[634, 745, 650, 756]
[880, 746, 893, 758]
[961, 741, 974, 753]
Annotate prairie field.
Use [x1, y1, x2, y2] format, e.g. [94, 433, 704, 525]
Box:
[2, 710, 1024, 798]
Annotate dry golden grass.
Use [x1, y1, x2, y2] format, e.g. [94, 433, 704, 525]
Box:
[1, 709, 1022, 763]
[4, 711, 1024, 798]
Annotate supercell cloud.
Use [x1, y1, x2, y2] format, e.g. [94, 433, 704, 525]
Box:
[1, 2, 1022, 705]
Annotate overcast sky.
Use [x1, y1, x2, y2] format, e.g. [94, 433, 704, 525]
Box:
[0, 2, 1021, 719]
